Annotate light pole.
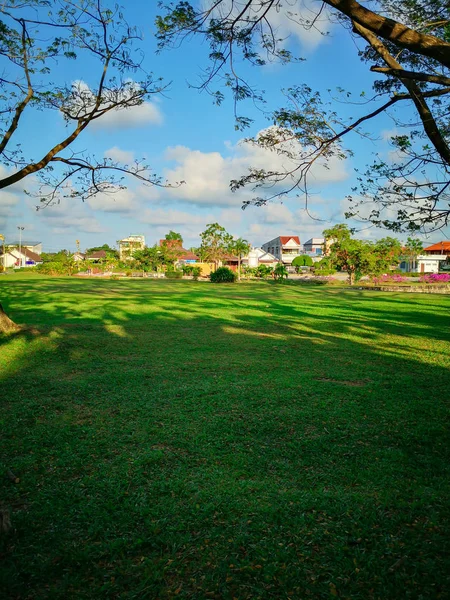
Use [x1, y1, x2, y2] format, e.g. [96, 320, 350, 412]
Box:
[0, 234, 4, 272]
[17, 226, 24, 268]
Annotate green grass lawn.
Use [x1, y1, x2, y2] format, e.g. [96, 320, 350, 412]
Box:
[1, 274, 449, 599]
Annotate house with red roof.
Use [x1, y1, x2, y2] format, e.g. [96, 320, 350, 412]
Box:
[261, 236, 301, 266]
[423, 241, 450, 256]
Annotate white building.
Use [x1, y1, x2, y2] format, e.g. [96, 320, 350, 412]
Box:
[6, 240, 42, 255]
[1, 247, 43, 268]
[118, 235, 145, 261]
[262, 236, 301, 265]
[398, 254, 447, 274]
[303, 238, 325, 256]
[243, 247, 279, 268]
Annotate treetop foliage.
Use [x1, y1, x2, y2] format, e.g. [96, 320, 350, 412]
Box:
[157, 0, 450, 233]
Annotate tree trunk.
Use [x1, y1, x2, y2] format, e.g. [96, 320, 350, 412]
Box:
[0, 302, 19, 334]
[349, 271, 355, 286]
[238, 255, 241, 281]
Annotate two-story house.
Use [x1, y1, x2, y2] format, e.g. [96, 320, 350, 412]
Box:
[119, 235, 146, 261]
[261, 236, 301, 266]
[303, 238, 325, 256]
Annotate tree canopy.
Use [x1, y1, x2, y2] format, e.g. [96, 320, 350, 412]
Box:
[165, 231, 183, 243]
[0, 0, 172, 207]
[323, 224, 402, 284]
[200, 223, 234, 268]
[157, 0, 450, 233]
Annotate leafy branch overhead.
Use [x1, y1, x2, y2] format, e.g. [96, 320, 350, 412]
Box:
[157, 0, 450, 232]
[0, 0, 176, 207]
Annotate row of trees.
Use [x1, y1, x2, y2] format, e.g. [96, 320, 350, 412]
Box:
[322, 225, 423, 285]
[130, 225, 251, 280]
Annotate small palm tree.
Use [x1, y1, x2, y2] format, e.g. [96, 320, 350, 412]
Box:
[274, 263, 288, 280]
[230, 237, 251, 281]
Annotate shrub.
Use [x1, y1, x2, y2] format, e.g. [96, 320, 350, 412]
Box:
[420, 273, 450, 283]
[372, 274, 408, 285]
[313, 258, 336, 276]
[192, 266, 201, 280]
[255, 264, 273, 279]
[181, 265, 194, 276]
[125, 270, 132, 277]
[292, 255, 313, 270]
[274, 263, 289, 280]
[165, 270, 182, 279]
[210, 266, 236, 283]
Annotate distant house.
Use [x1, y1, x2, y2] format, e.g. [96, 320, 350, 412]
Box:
[423, 241, 450, 256]
[398, 241, 450, 273]
[177, 249, 199, 264]
[86, 250, 107, 262]
[159, 239, 199, 265]
[6, 241, 42, 255]
[398, 254, 447, 274]
[242, 247, 279, 268]
[303, 238, 325, 256]
[1, 247, 43, 268]
[119, 235, 146, 261]
[262, 236, 301, 266]
[73, 252, 86, 262]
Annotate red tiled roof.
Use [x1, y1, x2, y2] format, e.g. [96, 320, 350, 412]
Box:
[423, 241, 450, 252]
[279, 236, 300, 245]
[87, 250, 107, 259]
[179, 250, 198, 260]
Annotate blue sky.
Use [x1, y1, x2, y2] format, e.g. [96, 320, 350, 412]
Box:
[1, 0, 448, 251]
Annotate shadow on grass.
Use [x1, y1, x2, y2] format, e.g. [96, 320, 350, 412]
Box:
[1, 277, 449, 599]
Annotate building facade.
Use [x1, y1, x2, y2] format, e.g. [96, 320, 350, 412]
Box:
[303, 238, 325, 256]
[262, 236, 301, 266]
[119, 235, 146, 261]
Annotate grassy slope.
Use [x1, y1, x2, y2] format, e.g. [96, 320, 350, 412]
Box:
[1, 275, 449, 599]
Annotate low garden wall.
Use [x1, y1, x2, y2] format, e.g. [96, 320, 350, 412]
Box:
[358, 285, 450, 294]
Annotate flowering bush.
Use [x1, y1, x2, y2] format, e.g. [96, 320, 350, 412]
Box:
[372, 274, 407, 285]
[420, 273, 450, 283]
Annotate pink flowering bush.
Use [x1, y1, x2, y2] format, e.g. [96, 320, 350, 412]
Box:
[420, 273, 450, 283]
[372, 274, 407, 285]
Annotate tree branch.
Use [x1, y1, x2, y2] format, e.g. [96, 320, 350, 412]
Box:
[0, 19, 33, 154]
[370, 67, 450, 87]
[353, 21, 450, 167]
[324, 0, 450, 68]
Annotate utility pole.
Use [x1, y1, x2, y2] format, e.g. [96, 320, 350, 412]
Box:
[17, 226, 24, 268]
[0, 234, 4, 271]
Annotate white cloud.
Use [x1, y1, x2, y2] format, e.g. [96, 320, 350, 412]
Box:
[204, 0, 331, 52]
[87, 187, 137, 213]
[35, 201, 105, 234]
[104, 146, 135, 164]
[141, 208, 212, 227]
[92, 102, 163, 130]
[161, 129, 348, 208]
[66, 80, 163, 131]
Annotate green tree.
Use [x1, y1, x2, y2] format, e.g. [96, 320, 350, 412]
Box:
[86, 244, 119, 259]
[132, 246, 165, 272]
[229, 237, 251, 281]
[292, 255, 313, 272]
[274, 263, 288, 281]
[323, 225, 401, 285]
[157, 1, 450, 232]
[200, 223, 233, 271]
[165, 231, 183, 243]
[404, 237, 424, 271]
[0, 0, 166, 331]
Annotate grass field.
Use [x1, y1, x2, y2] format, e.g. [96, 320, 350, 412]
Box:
[1, 274, 450, 599]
